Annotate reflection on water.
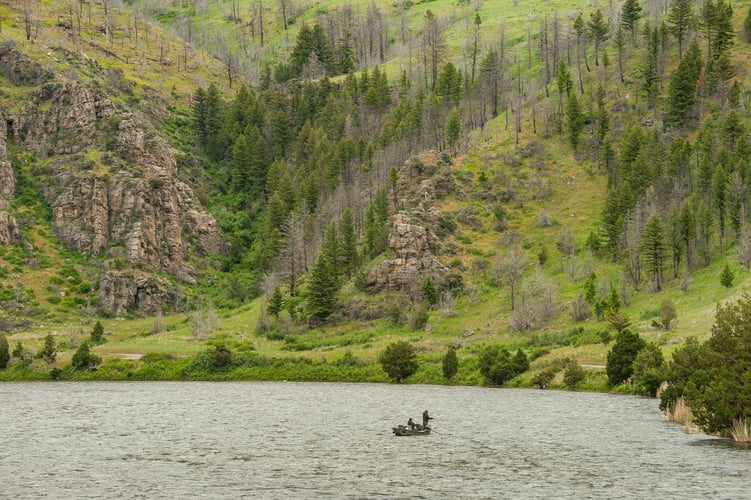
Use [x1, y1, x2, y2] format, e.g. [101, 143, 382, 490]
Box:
[1, 382, 749, 498]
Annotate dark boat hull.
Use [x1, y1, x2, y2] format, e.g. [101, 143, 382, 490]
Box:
[392, 426, 431, 436]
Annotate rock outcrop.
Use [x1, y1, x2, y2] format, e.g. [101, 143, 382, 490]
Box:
[97, 271, 181, 316]
[0, 114, 21, 244]
[366, 212, 449, 291]
[0, 42, 226, 311]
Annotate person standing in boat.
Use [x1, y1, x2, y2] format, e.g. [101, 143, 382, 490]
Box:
[422, 410, 433, 428]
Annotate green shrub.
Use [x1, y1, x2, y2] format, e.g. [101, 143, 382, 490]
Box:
[379, 340, 418, 382]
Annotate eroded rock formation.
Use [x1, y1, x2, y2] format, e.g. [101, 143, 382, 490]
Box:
[0, 42, 225, 312]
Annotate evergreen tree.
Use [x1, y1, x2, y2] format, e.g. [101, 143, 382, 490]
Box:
[422, 276, 439, 305]
[231, 134, 251, 193]
[71, 342, 101, 370]
[307, 223, 340, 320]
[745, 7, 751, 42]
[512, 348, 529, 374]
[587, 9, 609, 66]
[622, 0, 643, 42]
[90, 320, 105, 345]
[556, 59, 573, 116]
[192, 86, 208, 146]
[0, 333, 9, 369]
[478, 345, 515, 385]
[720, 263, 734, 287]
[712, 166, 728, 249]
[379, 341, 418, 382]
[666, 204, 684, 278]
[668, 0, 695, 57]
[666, 39, 703, 126]
[267, 287, 285, 320]
[606, 328, 646, 385]
[41, 333, 56, 365]
[445, 107, 461, 154]
[442, 346, 459, 380]
[339, 208, 358, 278]
[204, 83, 225, 162]
[641, 27, 660, 107]
[641, 214, 666, 291]
[566, 92, 584, 150]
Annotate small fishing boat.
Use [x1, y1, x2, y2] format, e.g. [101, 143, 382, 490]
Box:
[392, 425, 431, 436]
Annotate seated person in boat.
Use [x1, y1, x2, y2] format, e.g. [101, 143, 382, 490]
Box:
[407, 418, 416, 430]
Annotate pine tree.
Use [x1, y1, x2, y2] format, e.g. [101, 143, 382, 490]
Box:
[566, 92, 584, 150]
[668, 0, 695, 57]
[0, 333, 9, 369]
[666, 39, 702, 127]
[680, 202, 696, 270]
[587, 9, 609, 66]
[41, 333, 56, 365]
[267, 287, 285, 320]
[712, 166, 728, 249]
[231, 135, 251, 193]
[442, 346, 459, 380]
[445, 107, 461, 154]
[422, 276, 439, 305]
[641, 214, 666, 291]
[622, 0, 643, 42]
[307, 223, 340, 320]
[339, 208, 358, 278]
[745, 7, 751, 42]
[192, 86, 208, 146]
[641, 27, 660, 107]
[90, 320, 104, 345]
[720, 263, 734, 287]
[556, 59, 573, 116]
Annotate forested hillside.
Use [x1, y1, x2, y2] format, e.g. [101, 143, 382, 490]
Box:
[2, 0, 751, 405]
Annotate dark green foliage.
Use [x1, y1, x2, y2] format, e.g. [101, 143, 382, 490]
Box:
[512, 348, 529, 374]
[745, 7, 751, 42]
[621, 0, 643, 41]
[0, 334, 9, 369]
[41, 333, 56, 365]
[566, 92, 584, 150]
[210, 344, 233, 369]
[587, 9, 609, 66]
[563, 360, 586, 390]
[668, 0, 695, 56]
[12, 341, 24, 359]
[662, 296, 751, 434]
[631, 342, 665, 396]
[422, 276, 439, 305]
[666, 39, 702, 126]
[71, 342, 101, 370]
[641, 27, 660, 106]
[379, 340, 418, 382]
[532, 368, 555, 388]
[442, 346, 459, 380]
[606, 329, 646, 386]
[90, 320, 105, 345]
[339, 208, 358, 278]
[720, 263, 734, 287]
[641, 214, 666, 291]
[307, 224, 340, 321]
[445, 107, 461, 152]
[267, 287, 285, 320]
[478, 345, 515, 385]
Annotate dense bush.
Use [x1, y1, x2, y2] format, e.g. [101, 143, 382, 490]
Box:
[379, 341, 418, 382]
[606, 329, 646, 386]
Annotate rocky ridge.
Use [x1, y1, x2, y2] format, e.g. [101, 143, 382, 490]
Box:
[0, 41, 225, 314]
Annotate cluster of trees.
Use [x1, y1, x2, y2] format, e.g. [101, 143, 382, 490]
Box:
[660, 295, 751, 437]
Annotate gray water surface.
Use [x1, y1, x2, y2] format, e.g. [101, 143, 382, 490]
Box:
[1, 382, 749, 499]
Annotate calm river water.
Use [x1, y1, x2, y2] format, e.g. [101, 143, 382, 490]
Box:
[1, 382, 749, 498]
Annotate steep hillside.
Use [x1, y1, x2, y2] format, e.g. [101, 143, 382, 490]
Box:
[3, 0, 751, 390]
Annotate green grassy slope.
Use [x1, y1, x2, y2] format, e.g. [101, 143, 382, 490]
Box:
[2, 0, 751, 387]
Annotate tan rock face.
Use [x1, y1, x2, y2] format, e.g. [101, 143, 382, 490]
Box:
[0, 44, 226, 312]
[0, 114, 20, 243]
[367, 212, 448, 291]
[98, 271, 180, 316]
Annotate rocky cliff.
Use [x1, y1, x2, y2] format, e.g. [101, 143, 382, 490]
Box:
[0, 114, 21, 245]
[0, 41, 225, 313]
